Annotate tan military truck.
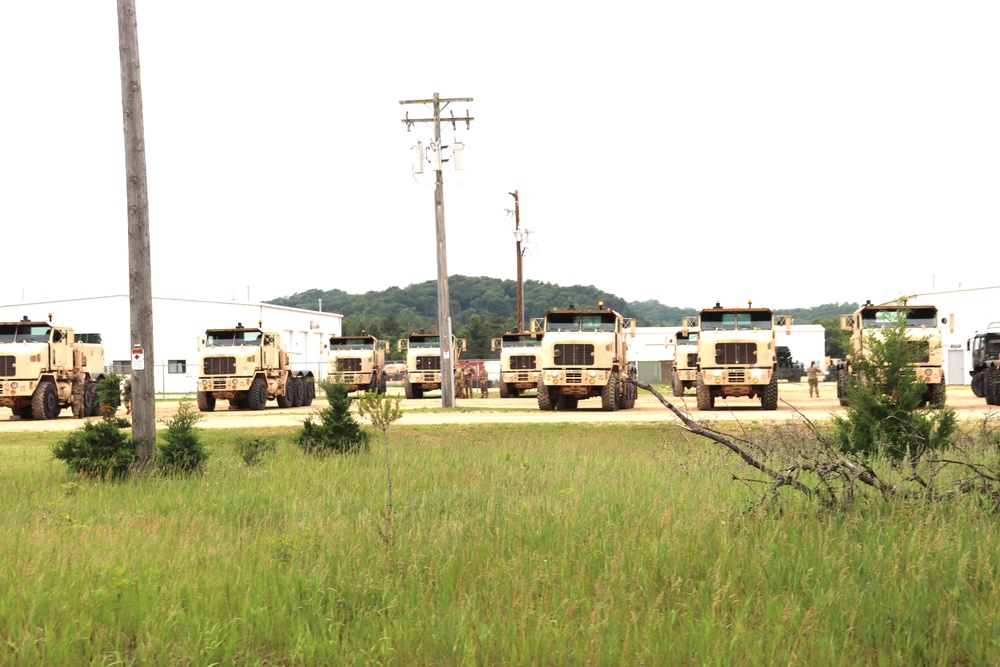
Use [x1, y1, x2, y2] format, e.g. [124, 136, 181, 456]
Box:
[327, 334, 389, 393]
[0, 316, 105, 419]
[671, 321, 699, 397]
[838, 301, 947, 407]
[532, 302, 637, 411]
[692, 303, 790, 411]
[196, 323, 314, 412]
[398, 332, 467, 399]
[490, 331, 543, 398]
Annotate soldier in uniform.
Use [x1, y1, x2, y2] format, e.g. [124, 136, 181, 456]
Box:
[123, 377, 132, 414]
[463, 365, 474, 398]
[454, 365, 465, 399]
[807, 361, 821, 398]
[71, 367, 85, 418]
[479, 367, 489, 398]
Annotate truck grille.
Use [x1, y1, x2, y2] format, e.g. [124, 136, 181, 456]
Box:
[416, 355, 441, 371]
[687, 353, 698, 366]
[212, 378, 230, 390]
[203, 357, 236, 375]
[0, 355, 14, 377]
[564, 370, 584, 384]
[510, 355, 537, 370]
[906, 341, 930, 363]
[715, 343, 757, 365]
[515, 371, 533, 382]
[727, 370, 747, 383]
[337, 358, 362, 372]
[553, 344, 594, 366]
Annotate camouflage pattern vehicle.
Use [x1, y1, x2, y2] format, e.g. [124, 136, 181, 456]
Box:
[328, 334, 389, 393]
[532, 302, 637, 411]
[671, 323, 698, 397]
[967, 322, 1000, 399]
[490, 331, 542, 398]
[398, 332, 466, 399]
[838, 301, 946, 407]
[0, 316, 105, 419]
[692, 303, 790, 411]
[197, 323, 314, 412]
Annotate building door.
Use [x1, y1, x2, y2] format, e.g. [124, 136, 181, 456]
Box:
[947, 348, 965, 385]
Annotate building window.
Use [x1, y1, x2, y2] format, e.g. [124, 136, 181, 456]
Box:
[168, 360, 187, 374]
[113, 360, 133, 374]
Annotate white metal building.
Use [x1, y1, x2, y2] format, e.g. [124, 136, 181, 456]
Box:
[0, 296, 342, 393]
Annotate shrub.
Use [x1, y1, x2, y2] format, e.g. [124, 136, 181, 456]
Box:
[52, 418, 135, 480]
[96, 372, 123, 414]
[156, 400, 208, 474]
[832, 314, 956, 461]
[235, 436, 276, 466]
[296, 381, 370, 456]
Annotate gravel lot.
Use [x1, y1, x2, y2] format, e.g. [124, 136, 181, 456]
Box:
[1, 381, 993, 434]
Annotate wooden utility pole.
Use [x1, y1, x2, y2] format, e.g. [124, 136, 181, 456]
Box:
[399, 93, 473, 408]
[509, 190, 525, 332]
[117, 0, 156, 462]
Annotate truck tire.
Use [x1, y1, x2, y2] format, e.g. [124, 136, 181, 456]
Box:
[83, 383, 98, 417]
[972, 371, 985, 398]
[621, 368, 638, 409]
[761, 377, 778, 410]
[673, 374, 684, 397]
[537, 378, 555, 411]
[695, 374, 713, 411]
[302, 378, 316, 406]
[989, 367, 1000, 405]
[291, 377, 305, 407]
[197, 391, 216, 412]
[499, 381, 510, 399]
[248, 377, 268, 410]
[276, 380, 292, 408]
[926, 381, 946, 408]
[837, 370, 849, 407]
[379, 371, 387, 395]
[404, 378, 414, 399]
[601, 372, 619, 412]
[32, 381, 59, 420]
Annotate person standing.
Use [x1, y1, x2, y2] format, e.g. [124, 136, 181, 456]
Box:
[807, 361, 821, 398]
[123, 377, 132, 415]
[454, 365, 465, 399]
[71, 367, 85, 418]
[463, 366, 474, 399]
[479, 367, 489, 398]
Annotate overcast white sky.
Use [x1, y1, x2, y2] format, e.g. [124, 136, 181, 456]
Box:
[1, 2, 997, 313]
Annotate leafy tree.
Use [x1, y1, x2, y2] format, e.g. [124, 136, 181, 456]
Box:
[811, 316, 850, 358]
[832, 315, 956, 461]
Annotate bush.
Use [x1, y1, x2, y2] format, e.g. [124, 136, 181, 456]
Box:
[296, 381, 370, 456]
[157, 400, 208, 474]
[833, 314, 956, 461]
[52, 418, 135, 480]
[96, 372, 123, 414]
[235, 436, 276, 466]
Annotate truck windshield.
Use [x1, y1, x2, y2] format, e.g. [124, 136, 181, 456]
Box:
[861, 307, 938, 329]
[330, 338, 374, 350]
[410, 336, 441, 348]
[676, 332, 698, 346]
[545, 313, 616, 332]
[700, 312, 773, 330]
[207, 330, 263, 346]
[502, 335, 541, 347]
[0, 323, 52, 343]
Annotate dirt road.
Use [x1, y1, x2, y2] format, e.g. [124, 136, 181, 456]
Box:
[1, 382, 995, 434]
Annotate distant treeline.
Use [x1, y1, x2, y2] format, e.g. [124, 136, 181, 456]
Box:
[266, 277, 858, 359]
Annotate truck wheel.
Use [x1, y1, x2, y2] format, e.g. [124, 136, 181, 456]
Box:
[537, 378, 555, 411]
[673, 374, 684, 397]
[379, 372, 387, 395]
[621, 369, 637, 409]
[926, 381, 946, 408]
[987, 367, 998, 405]
[83, 383, 98, 417]
[248, 377, 268, 410]
[197, 391, 216, 412]
[499, 381, 510, 399]
[292, 377, 306, 407]
[601, 373, 619, 411]
[761, 377, 778, 410]
[404, 379, 414, 399]
[695, 374, 713, 411]
[302, 378, 316, 406]
[32, 381, 59, 420]
[972, 372, 985, 398]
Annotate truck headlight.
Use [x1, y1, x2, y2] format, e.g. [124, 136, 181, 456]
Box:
[712, 370, 722, 378]
[751, 369, 762, 378]
[589, 371, 597, 378]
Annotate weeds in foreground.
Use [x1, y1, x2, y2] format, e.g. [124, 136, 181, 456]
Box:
[358, 391, 404, 550]
[235, 436, 277, 466]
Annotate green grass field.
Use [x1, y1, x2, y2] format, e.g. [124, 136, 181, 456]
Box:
[1, 421, 998, 665]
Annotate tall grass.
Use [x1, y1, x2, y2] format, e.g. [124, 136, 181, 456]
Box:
[0, 423, 998, 665]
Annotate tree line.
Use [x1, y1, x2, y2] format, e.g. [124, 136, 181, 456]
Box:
[266, 277, 856, 359]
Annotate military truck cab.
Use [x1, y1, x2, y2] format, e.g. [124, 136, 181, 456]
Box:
[328, 335, 389, 393]
[398, 333, 466, 399]
[490, 331, 543, 398]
